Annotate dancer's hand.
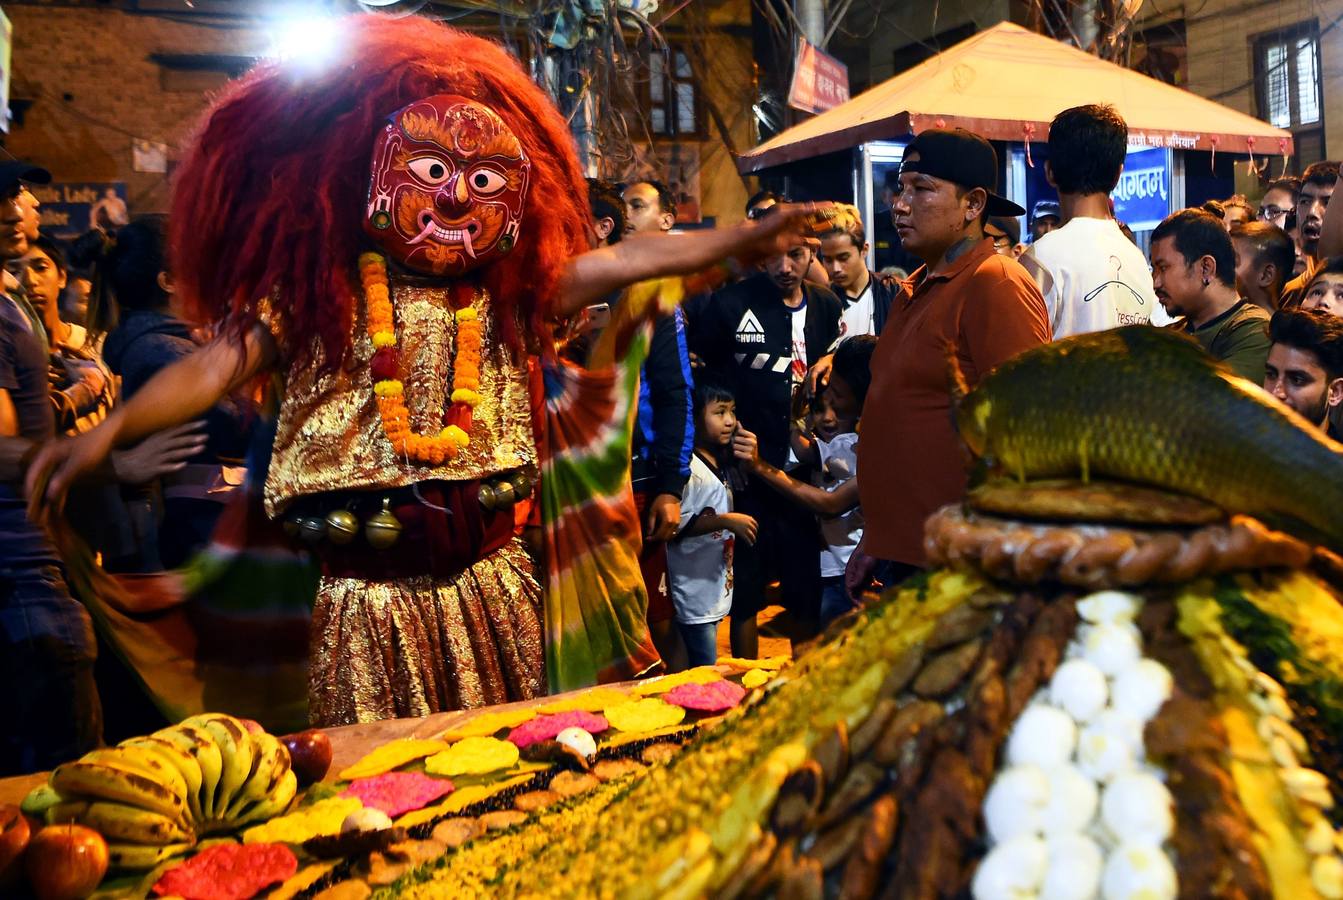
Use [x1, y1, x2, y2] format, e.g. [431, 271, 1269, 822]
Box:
[26, 418, 120, 522]
[731, 202, 829, 268]
[111, 421, 209, 485]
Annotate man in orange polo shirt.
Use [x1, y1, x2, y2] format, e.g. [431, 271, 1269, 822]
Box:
[848, 129, 1051, 596]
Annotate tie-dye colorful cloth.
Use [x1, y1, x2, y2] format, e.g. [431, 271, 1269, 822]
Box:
[539, 279, 685, 692]
[540, 331, 659, 692]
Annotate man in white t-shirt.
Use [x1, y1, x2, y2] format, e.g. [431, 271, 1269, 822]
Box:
[1021, 104, 1168, 339]
[817, 207, 897, 344]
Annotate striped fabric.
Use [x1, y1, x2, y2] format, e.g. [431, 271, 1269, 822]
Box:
[539, 279, 684, 692]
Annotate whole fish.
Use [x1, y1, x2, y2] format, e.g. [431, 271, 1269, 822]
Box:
[954, 325, 1343, 552]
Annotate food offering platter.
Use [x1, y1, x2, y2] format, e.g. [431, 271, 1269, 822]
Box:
[8, 553, 1343, 899]
[0, 661, 783, 899]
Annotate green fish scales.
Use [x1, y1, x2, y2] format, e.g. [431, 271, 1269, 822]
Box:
[955, 326, 1343, 551]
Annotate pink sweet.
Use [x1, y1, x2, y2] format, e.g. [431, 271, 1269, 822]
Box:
[507, 711, 610, 749]
[663, 679, 747, 712]
[340, 771, 455, 817]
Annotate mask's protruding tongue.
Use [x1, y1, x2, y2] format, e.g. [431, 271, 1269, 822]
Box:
[408, 217, 437, 246]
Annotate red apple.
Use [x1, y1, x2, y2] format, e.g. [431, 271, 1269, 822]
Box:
[239, 718, 265, 735]
[24, 824, 108, 900]
[281, 730, 333, 786]
[0, 804, 31, 888]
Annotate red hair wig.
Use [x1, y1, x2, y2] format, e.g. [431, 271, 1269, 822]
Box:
[170, 14, 590, 370]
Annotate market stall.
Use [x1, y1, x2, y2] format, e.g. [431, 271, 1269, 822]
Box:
[739, 22, 1294, 258]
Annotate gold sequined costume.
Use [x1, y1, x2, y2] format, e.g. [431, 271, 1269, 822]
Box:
[265, 282, 545, 726]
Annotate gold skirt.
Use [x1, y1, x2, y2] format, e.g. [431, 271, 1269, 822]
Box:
[307, 538, 545, 726]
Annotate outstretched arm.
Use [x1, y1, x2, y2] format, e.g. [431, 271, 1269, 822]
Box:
[555, 203, 825, 317]
[26, 324, 276, 515]
[732, 427, 859, 517]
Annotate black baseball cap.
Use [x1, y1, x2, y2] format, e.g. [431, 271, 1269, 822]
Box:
[900, 128, 1025, 217]
[0, 160, 51, 194]
[1032, 200, 1062, 223]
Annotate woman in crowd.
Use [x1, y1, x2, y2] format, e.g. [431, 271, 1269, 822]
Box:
[8, 235, 114, 433]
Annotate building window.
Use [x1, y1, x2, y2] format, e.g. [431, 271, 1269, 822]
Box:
[649, 47, 699, 138]
[1254, 22, 1324, 167]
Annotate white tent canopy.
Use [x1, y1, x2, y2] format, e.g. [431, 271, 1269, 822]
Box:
[738, 22, 1291, 173]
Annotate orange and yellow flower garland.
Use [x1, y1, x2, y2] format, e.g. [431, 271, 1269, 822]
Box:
[360, 251, 483, 465]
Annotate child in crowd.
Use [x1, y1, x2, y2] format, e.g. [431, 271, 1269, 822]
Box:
[666, 381, 758, 668]
[1302, 256, 1343, 317]
[734, 336, 876, 624]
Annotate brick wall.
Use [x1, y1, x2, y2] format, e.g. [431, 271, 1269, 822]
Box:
[2, 3, 758, 225]
[4, 5, 263, 213]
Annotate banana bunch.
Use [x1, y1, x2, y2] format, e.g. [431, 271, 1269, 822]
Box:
[23, 713, 298, 870]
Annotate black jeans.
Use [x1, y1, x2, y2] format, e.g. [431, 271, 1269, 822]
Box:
[730, 483, 822, 623]
[0, 565, 102, 775]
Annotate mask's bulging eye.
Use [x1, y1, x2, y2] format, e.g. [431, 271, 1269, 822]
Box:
[407, 157, 453, 186]
[468, 167, 508, 197]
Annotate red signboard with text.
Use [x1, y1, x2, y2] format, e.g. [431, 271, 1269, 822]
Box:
[787, 38, 851, 115]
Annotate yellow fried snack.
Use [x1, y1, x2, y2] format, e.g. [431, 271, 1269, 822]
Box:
[396, 774, 538, 829]
[242, 797, 362, 844]
[441, 708, 537, 740]
[337, 738, 450, 781]
[537, 687, 633, 714]
[604, 698, 687, 733]
[741, 668, 771, 689]
[631, 666, 721, 696]
[424, 736, 521, 778]
[718, 655, 790, 671]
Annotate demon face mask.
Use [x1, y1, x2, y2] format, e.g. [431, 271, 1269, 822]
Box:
[364, 95, 531, 276]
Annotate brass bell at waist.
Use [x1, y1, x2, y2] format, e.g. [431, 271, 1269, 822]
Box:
[509, 471, 533, 499]
[297, 515, 328, 544]
[325, 509, 360, 545]
[364, 497, 402, 550]
[491, 479, 516, 508]
[478, 483, 498, 511]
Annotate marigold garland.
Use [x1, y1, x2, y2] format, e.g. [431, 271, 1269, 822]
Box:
[360, 252, 483, 465]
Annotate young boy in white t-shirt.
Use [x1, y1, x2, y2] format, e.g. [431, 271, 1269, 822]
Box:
[666, 382, 758, 668]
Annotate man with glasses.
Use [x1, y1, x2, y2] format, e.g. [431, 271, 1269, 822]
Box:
[1256, 177, 1300, 230]
[1280, 162, 1339, 308]
[985, 215, 1023, 257]
[1020, 104, 1164, 338]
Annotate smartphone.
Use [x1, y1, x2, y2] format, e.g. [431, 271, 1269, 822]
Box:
[578, 303, 611, 334]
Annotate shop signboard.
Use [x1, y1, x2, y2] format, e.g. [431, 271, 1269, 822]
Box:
[32, 182, 129, 240]
[1111, 147, 1170, 232]
[788, 39, 850, 115]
